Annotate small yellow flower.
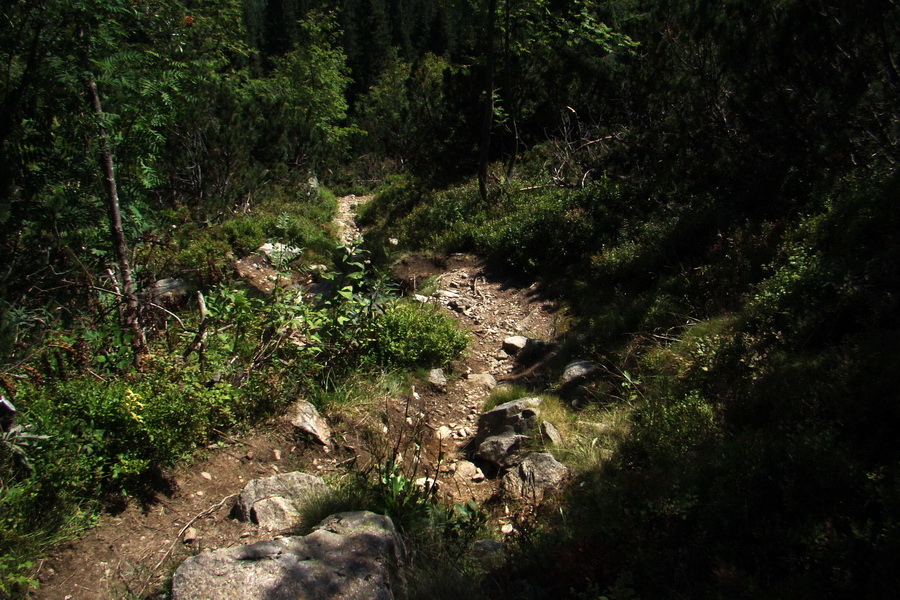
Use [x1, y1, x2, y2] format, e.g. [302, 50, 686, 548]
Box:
[123, 388, 145, 423]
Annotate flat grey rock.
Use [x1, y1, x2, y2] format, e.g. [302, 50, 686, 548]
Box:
[472, 398, 542, 469]
[235, 471, 326, 531]
[501, 452, 569, 504]
[171, 511, 402, 600]
[501, 336, 529, 355]
[285, 400, 331, 446]
[560, 359, 600, 385]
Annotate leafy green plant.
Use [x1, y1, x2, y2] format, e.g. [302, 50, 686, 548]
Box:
[0, 553, 36, 597]
[371, 302, 469, 369]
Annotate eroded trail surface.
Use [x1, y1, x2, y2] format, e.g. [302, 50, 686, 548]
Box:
[383, 254, 559, 505]
[32, 196, 560, 599]
[334, 193, 371, 245]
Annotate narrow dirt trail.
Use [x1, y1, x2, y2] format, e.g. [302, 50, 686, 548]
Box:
[31, 195, 560, 599]
[333, 193, 371, 245]
[384, 253, 559, 506]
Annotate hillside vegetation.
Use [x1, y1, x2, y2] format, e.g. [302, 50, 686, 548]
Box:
[2, 0, 898, 598]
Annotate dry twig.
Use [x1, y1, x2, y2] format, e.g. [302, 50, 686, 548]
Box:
[153, 493, 238, 572]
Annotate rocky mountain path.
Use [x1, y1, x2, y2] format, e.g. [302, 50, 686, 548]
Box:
[384, 253, 560, 505]
[30, 194, 561, 599]
[334, 193, 371, 245]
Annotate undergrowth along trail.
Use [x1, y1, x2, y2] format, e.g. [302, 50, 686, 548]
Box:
[30, 196, 561, 600]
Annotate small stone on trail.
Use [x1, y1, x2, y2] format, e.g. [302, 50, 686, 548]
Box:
[200, 472, 212, 480]
[428, 368, 448, 390]
[501, 523, 515, 535]
[414, 477, 437, 490]
[502, 335, 529, 355]
[273, 449, 281, 461]
[182, 527, 198, 543]
[454, 460, 485, 483]
[467, 372, 497, 390]
[541, 420, 563, 445]
[436, 425, 453, 440]
[284, 399, 331, 447]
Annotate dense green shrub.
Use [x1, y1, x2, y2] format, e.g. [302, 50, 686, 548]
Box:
[370, 302, 468, 369]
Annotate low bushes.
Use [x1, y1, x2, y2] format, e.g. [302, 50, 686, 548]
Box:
[369, 302, 469, 369]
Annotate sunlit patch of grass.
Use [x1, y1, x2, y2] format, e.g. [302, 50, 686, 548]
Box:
[481, 384, 532, 412]
[556, 404, 634, 474]
[479, 385, 635, 477]
[310, 370, 406, 418]
[641, 315, 740, 381]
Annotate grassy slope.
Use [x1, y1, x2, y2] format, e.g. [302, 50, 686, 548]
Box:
[358, 167, 900, 598]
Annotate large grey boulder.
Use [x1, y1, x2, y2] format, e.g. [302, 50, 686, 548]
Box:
[285, 400, 332, 447]
[235, 472, 326, 531]
[171, 511, 403, 600]
[472, 398, 542, 469]
[500, 452, 569, 504]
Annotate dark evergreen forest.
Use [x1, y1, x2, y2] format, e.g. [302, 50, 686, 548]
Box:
[1, 0, 898, 597]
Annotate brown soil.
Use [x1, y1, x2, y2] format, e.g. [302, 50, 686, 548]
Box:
[30, 196, 561, 599]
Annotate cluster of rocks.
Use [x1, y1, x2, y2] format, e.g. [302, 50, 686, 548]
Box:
[454, 335, 602, 506]
[171, 401, 360, 598]
[169, 326, 599, 598]
[469, 395, 569, 504]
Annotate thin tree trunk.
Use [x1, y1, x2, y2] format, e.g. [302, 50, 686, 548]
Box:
[478, 0, 497, 202]
[86, 73, 147, 368]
